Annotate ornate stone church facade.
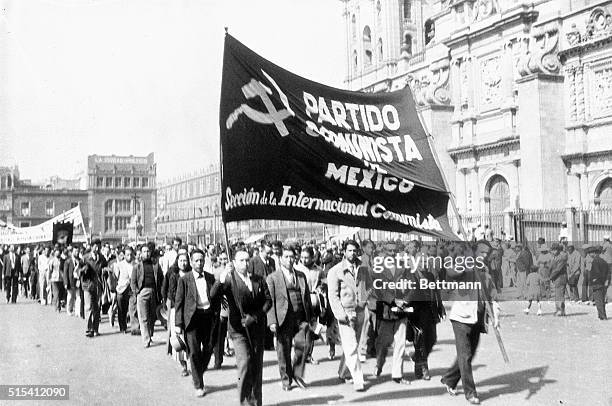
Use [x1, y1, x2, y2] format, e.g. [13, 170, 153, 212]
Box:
[341, 0, 612, 222]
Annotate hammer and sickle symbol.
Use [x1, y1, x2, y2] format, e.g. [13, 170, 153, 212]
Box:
[226, 69, 295, 137]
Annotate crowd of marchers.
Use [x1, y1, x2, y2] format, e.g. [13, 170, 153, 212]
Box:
[1, 234, 609, 406]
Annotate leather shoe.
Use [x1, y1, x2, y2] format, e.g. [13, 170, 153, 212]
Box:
[392, 378, 410, 385]
[281, 384, 291, 391]
[85, 332, 94, 337]
[374, 366, 382, 377]
[194, 388, 206, 397]
[422, 367, 431, 381]
[294, 377, 307, 389]
[467, 396, 481, 404]
[442, 380, 457, 396]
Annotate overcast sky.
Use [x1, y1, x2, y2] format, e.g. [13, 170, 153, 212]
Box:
[0, 0, 346, 182]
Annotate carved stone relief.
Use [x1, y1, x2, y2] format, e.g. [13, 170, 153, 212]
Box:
[481, 56, 501, 106]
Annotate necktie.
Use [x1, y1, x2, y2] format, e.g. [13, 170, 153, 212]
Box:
[196, 271, 204, 279]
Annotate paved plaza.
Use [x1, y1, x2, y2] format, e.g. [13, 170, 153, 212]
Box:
[0, 298, 610, 406]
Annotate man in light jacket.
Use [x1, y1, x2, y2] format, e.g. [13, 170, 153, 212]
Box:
[327, 240, 369, 392]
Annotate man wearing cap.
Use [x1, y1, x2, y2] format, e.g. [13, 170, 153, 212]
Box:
[580, 244, 594, 304]
[536, 246, 553, 300]
[515, 243, 531, 300]
[566, 245, 581, 302]
[549, 243, 568, 316]
[586, 245, 609, 320]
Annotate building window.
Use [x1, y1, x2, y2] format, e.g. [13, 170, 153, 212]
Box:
[20, 221, 30, 227]
[403, 0, 411, 21]
[116, 199, 131, 213]
[142, 177, 149, 188]
[115, 216, 130, 231]
[595, 178, 612, 207]
[105, 200, 113, 214]
[104, 217, 113, 232]
[377, 38, 383, 62]
[96, 177, 103, 188]
[425, 19, 435, 45]
[124, 177, 131, 188]
[21, 201, 30, 217]
[351, 14, 356, 40]
[133, 177, 140, 188]
[363, 26, 372, 66]
[353, 50, 358, 72]
[45, 201, 54, 216]
[115, 177, 122, 188]
[105, 177, 113, 188]
[403, 33, 413, 55]
[135, 200, 141, 213]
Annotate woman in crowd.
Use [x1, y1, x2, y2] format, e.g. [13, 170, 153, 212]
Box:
[165, 249, 190, 377]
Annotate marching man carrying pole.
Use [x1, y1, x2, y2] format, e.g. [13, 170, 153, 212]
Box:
[441, 240, 501, 405]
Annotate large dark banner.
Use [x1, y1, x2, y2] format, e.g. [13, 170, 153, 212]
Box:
[220, 34, 456, 239]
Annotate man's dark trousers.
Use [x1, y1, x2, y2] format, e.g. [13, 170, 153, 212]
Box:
[5, 276, 18, 303]
[185, 309, 215, 390]
[442, 320, 481, 399]
[593, 287, 607, 320]
[213, 316, 229, 368]
[116, 287, 131, 331]
[275, 310, 311, 387]
[233, 324, 265, 406]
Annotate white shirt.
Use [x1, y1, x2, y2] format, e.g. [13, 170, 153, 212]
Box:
[193, 270, 210, 310]
[281, 266, 296, 286]
[114, 260, 134, 294]
[162, 250, 178, 275]
[235, 270, 253, 292]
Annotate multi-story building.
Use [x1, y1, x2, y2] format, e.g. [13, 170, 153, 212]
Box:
[11, 186, 89, 229]
[0, 165, 89, 233]
[156, 164, 222, 244]
[341, 0, 612, 233]
[87, 153, 156, 242]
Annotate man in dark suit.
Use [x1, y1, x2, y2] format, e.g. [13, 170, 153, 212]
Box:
[247, 241, 275, 279]
[267, 246, 313, 390]
[3, 245, 22, 303]
[215, 249, 272, 406]
[587, 245, 610, 320]
[247, 240, 276, 350]
[175, 249, 221, 397]
[549, 243, 568, 316]
[63, 247, 79, 316]
[79, 239, 107, 337]
[131, 244, 163, 348]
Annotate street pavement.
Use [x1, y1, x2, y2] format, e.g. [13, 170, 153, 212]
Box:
[0, 297, 610, 406]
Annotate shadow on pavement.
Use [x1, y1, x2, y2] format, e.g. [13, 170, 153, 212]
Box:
[478, 365, 554, 401]
[211, 377, 281, 393]
[538, 312, 588, 317]
[272, 394, 344, 405]
[350, 366, 553, 402]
